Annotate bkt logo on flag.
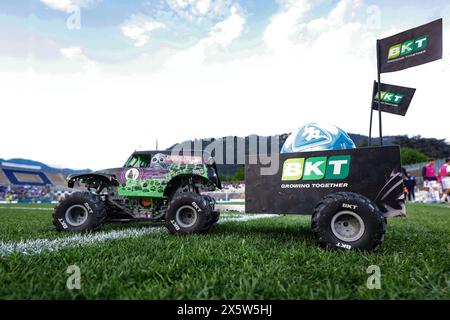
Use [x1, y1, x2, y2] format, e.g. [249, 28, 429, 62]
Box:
[378, 18, 442, 73]
[388, 35, 428, 60]
[281, 155, 351, 181]
[374, 91, 404, 106]
[371, 81, 416, 116]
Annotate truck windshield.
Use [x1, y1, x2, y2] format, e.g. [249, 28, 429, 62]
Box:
[125, 154, 151, 168]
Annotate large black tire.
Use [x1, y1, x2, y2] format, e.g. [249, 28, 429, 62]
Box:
[311, 192, 386, 252]
[199, 195, 220, 233]
[53, 191, 107, 232]
[209, 211, 220, 224]
[166, 192, 211, 234]
[203, 195, 220, 224]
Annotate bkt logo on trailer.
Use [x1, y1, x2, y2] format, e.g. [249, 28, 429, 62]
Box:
[281, 155, 351, 181]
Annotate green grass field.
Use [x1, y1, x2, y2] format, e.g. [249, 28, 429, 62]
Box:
[0, 203, 448, 299]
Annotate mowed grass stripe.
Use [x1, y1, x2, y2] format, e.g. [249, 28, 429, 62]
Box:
[0, 213, 279, 256]
[0, 205, 274, 243]
[0, 226, 165, 256]
[0, 203, 448, 299]
[0, 206, 53, 211]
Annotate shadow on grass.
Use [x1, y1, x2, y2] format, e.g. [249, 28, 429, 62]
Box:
[101, 220, 165, 230]
[95, 216, 316, 246]
[210, 220, 315, 244]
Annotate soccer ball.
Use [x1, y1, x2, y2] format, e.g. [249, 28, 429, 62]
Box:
[281, 122, 356, 153]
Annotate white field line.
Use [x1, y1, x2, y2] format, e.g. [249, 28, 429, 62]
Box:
[1, 207, 250, 213]
[0, 206, 53, 211]
[218, 214, 278, 223]
[0, 227, 165, 257]
[0, 214, 279, 257]
[216, 204, 245, 213]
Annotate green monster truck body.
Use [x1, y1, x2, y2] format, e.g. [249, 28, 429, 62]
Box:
[53, 150, 221, 234]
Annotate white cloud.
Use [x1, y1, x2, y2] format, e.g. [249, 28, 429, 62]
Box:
[264, 0, 368, 54]
[120, 14, 165, 47]
[166, 0, 233, 22]
[60, 46, 82, 58]
[60, 46, 98, 72]
[40, 0, 97, 12]
[166, 5, 244, 67]
[196, 0, 211, 15]
[264, 0, 312, 52]
[207, 5, 244, 47]
[1, 0, 449, 170]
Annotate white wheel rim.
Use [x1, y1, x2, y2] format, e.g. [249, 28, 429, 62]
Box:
[65, 204, 89, 227]
[331, 210, 365, 242]
[175, 205, 198, 228]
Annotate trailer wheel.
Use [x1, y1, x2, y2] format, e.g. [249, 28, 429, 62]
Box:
[166, 192, 210, 235]
[53, 191, 107, 232]
[311, 192, 386, 252]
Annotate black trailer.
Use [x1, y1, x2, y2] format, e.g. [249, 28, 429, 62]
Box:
[245, 146, 405, 251]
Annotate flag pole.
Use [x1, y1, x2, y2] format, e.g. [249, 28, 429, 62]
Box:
[377, 74, 383, 146]
[368, 107, 373, 146]
[368, 80, 374, 146]
[376, 40, 383, 146]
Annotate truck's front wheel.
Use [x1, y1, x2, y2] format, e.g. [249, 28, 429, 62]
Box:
[53, 191, 107, 232]
[311, 192, 386, 252]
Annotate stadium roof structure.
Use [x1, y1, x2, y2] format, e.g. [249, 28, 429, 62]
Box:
[1, 162, 41, 170]
[0, 162, 68, 187]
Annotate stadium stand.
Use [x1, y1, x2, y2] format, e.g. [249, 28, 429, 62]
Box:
[0, 169, 9, 185]
[2, 168, 53, 186]
[0, 161, 71, 203]
[47, 173, 69, 186]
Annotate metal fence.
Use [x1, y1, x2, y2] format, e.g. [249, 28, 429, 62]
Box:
[203, 190, 245, 203]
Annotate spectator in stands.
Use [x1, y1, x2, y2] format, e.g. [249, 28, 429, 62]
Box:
[422, 159, 437, 183]
[440, 158, 450, 203]
[404, 171, 417, 202]
[0, 183, 70, 203]
[6, 193, 14, 203]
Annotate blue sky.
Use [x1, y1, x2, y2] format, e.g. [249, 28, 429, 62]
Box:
[0, 1, 276, 64]
[1, 0, 447, 66]
[0, 0, 449, 169]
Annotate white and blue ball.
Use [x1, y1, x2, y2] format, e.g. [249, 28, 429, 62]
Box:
[281, 123, 356, 153]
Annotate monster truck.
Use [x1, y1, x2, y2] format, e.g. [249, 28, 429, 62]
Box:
[53, 150, 222, 234]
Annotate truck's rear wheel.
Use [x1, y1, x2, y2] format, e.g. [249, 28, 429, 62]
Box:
[202, 195, 220, 231]
[166, 192, 210, 234]
[311, 192, 386, 252]
[53, 191, 107, 232]
[209, 211, 220, 224]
